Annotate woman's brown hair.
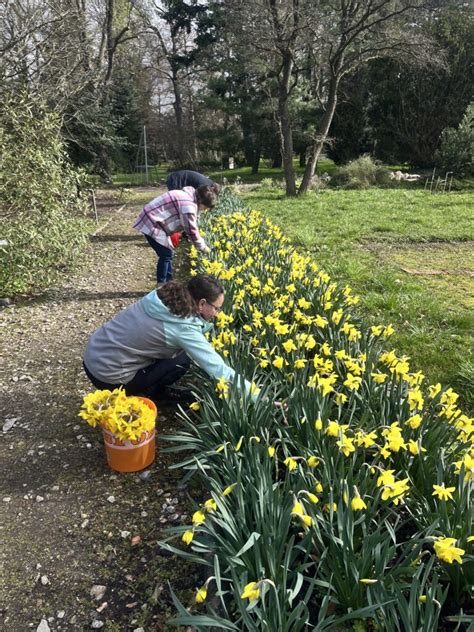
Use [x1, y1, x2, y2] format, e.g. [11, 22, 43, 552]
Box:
[187, 274, 224, 303]
[157, 281, 194, 317]
[196, 184, 219, 209]
[158, 275, 224, 317]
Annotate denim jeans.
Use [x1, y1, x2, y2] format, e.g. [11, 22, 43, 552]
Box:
[144, 235, 173, 283]
[83, 352, 191, 399]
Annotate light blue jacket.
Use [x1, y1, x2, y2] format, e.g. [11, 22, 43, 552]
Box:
[83, 290, 255, 398]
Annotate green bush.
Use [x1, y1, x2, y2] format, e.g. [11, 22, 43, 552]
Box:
[0, 93, 89, 296]
[331, 155, 391, 189]
[436, 103, 474, 177]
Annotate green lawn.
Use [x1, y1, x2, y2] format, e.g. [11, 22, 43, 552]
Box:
[106, 160, 338, 187]
[240, 186, 474, 411]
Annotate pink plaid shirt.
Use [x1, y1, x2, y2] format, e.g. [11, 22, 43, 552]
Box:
[133, 187, 206, 250]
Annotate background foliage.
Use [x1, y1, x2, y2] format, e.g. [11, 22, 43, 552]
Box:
[0, 93, 89, 296]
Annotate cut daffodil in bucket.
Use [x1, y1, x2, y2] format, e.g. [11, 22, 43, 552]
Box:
[79, 388, 157, 472]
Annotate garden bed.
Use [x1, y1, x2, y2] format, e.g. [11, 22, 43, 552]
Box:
[159, 189, 473, 630]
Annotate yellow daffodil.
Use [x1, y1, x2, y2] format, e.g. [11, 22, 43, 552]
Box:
[273, 356, 285, 369]
[371, 372, 388, 384]
[195, 586, 207, 604]
[337, 434, 356, 457]
[303, 492, 319, 504]
[379, 444, 391, 459]
[376, 469, 396, 487]
[222, 484, 237, 496]
[454, 453, 474, 481]
[189, 401, 201, 411]
[215, 377, 229, 398]
[314, 315, 328, 328]
[428, 383, 442, 398]
[204, 498, 217, 512]
[182, 529, 194, 545]
[381, 478, 410, 505]
[355, 430, 378, 448]
[241, 581, 261, 601]
[192, 510, 206, 525]
[344, 373, 362, 391]
[292, 500, 305, 516]
[351, 496, 367, 511]
[434, 537, 465, 564]
[301, 514, 314, 527]
[432, 484, 455, 501]
[408, 388, 424, 411]
[283, 339, 297, 353]
[351, 486, 367, 510]
[405, 414, 422, 429]
[284, 457, 298, 471]
[335, 392, 348, 405]
[326, 420, 343, 437]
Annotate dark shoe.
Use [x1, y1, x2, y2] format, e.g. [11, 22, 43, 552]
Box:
[154, 386, 195, 406]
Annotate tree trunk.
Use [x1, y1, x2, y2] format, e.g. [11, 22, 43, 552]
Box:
[299, 75, 339, 194]
[241, 114, 255, 166]
[272, 153, 282, 168]
[278, 51, 296, 196]
[188, 91, 198, 164]
[103, 0, 115, 90]
[251, 146, 261, 174]
[171, 72, 186, 165]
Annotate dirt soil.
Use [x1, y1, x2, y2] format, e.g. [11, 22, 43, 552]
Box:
[0, 189, 200, 631]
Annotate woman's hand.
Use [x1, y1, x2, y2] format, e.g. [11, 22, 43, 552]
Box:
[202, 245, 211, 255]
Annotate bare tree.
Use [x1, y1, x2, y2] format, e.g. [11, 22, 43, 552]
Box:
[221, 0, 430, 195]
[298, 0, 429, 194]
[136, 0, 207, 166]
[222, 0, 310, 195]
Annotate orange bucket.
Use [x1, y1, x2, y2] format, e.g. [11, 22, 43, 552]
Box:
[102, 397, 157, 473]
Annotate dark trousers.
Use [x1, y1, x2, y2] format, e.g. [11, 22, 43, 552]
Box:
[83, 352, 190, 399]
[145, 235, 173, 284]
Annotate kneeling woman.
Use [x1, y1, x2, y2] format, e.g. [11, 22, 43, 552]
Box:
[83, 275, 256, 404]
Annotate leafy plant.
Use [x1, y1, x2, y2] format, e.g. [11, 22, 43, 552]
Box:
[0, 91, 89, 296]
[436, 103, 474, 177]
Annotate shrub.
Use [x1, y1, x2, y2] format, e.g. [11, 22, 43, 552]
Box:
[0, 92, 89, 296]
[331, 155, 391, 189]
[435, 103, 474, 177]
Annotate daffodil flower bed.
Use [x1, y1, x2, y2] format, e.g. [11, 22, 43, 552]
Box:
[160, 189, 473, 630]
[79, 388, 155, 442]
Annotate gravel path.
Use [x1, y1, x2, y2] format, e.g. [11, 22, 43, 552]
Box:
[0, 190, 197, 631]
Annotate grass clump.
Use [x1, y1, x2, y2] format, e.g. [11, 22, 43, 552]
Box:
[331, 155, 392, 189]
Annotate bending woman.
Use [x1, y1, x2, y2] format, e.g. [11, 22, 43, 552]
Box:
[133, 185, 218, 285]
[83, 275, 256, 405]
